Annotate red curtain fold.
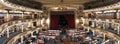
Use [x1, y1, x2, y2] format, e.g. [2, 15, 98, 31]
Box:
[64, 15, 75, 28]
[50, 15, 59, 29]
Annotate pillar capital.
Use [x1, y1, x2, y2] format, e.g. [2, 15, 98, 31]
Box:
[5, 9, 12, 13]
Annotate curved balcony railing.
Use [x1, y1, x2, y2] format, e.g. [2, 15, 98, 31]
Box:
[83, 26, 120, 44]
[82, 18, 120, 36]
[0, 18, 33, 32]
[83, 18, 120, 26]
[6, 26, 120, 44]
[6, 27, 42, 44]
[0, 18, 43, 36]
[0, 18, 44, 44]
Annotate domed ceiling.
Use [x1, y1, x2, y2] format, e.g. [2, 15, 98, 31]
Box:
[7, 0, 120, 10]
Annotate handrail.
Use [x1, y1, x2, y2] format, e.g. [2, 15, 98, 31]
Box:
[6, 27, 42, 44]
[0, 18, 41, 36]
[83, 17, 120, 21]
[83, 18, 120, 26]
[6, 26, 120, 44]
[83, 26, 120, 40]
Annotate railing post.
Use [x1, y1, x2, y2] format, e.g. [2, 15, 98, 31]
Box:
[6, 9, 10, 22]
[21, 36, 23, 43]
[92, 30, 95, 36]
[31, 32, 33, 37]
[21, 24, 24, 32]
[103, 33, 106, 41]
[21, 11, 25, 20]
[118, 40, 120, 44]
[87, 27, 90, 32]
[118, 26, 119, 34]
[7, 28, 9, 38]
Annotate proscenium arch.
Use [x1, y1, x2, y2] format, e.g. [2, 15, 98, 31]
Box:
[46, 6, 83, 29]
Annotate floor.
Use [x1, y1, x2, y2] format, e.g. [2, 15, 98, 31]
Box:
[0, 31, 21, 44]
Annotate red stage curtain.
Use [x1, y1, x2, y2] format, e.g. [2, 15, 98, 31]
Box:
[64, 15, 75, 28]
[50, 15, 59, 29]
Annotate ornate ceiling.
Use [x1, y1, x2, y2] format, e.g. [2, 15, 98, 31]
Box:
[84, 0, 120, 9]
[33, 0, 95, 5]
[0, 0, 120, 11]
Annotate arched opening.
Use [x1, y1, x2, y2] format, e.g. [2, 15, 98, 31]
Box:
[50, 11, 75, 30]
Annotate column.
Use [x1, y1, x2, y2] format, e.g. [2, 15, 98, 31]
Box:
[101, 11, 104, 18]
[21, 24, 24, 32]
[92, 30, 95, 36]
[118, 40, 120, 44]
[17, 26, 20, 31]
[103, 33, 106, 41]
[37, 19, 41, 26]
[114, 9, 118, 19]
[105, 19, 109, 29]
[102, 22, 105, 29]
[32, 12, 35, 19]
[5, 9, 11, 22]
[36, 28, 39, 33]
[36, 30, 39, 34]
[92, 21, 94, 27]
[94, 20, 96, 28]
[87, 27, 90, 32]
[82, 18, 85, 26]
[12, 28, 15, 32]
[21, 36, 23, 43]
[7, 28, 9, 38]
[117, 26, 119, 34]
[31, 32, 33, 37]
[28, 22, 31, 27]
[21, 11, 25, 20]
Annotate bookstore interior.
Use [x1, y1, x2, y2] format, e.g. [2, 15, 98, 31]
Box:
[0, 0, 120, 44]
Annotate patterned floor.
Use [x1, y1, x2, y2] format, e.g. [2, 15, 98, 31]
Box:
[0, 31, 21, 44]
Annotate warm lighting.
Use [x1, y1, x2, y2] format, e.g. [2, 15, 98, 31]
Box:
[95, 12, 102, 13]
[41, 18, 45, 26]
[76, 19, 79, 24]
[52, 7, 59, 10]
[104, 10, 116, 13]
[46, 18, 50, 25]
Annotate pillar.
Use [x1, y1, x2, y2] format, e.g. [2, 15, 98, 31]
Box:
[17, 26, 20, 31]
[36, 28, 39, 33]
[118, 26, 119, 34]
[21, 11, 25, 20]
[103, 22, 105, 29]
[101, 10, 105, 18]
[12, 28, 15, 32]
[92, 21, 94, 27]
[7, 28, 9, 38]
[87, 27, 90, 32]
[103, 33, 106, 41]
[5, 9, 11, 22]
[31, 32, 33, 37]
[32, 12, 35, 19]
[21, 24, 24, 32]
[92, 30, 95, 36]
[118, 40, 120, 44]
[114, 9, 118, 19]
[105, 19, 109, 29]
[82, 18, 85, 26]
[21, 36, 23, 43]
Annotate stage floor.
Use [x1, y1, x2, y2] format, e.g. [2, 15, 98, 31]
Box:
[61, 42, 77, 44]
